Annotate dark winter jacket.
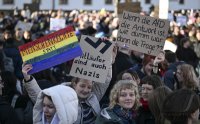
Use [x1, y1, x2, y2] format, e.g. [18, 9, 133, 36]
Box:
[0, 96, 21, 124]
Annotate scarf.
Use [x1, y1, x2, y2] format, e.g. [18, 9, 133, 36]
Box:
[140, 98, 149, 111]
[112, 104, 135, 124]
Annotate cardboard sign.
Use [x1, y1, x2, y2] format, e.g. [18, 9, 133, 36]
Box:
[19, 26, 82, 74]
[117, 11, 170, 56]
[50, 18, 66, 31]
[70, 35, 113, 83]
[176, 16, 187, 26]
[163, 40, 177, 53]
[15, 21, 33, 31]
[159, 0, 169, 19]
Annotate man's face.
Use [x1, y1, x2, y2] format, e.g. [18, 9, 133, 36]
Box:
[141, 84, 154, 101]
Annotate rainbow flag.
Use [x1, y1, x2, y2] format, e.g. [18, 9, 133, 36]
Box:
[19, 26, 82, 74]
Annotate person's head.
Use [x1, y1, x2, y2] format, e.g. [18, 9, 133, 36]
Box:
[15, 28, 23, 40]
[109, 80, 140, 110]
[71, 77, 93, 99]
[3, 30, 12, 40]
[162, 89, 200, 124]
[35, 85, 78, 124]
[176, 64, 199, 90]
[43, 95, 56, 123]
[142, 55, 155, 76]
[140, 75, 163, 101]
[148, 86, 172, 124]
[180, 37, 191, 48]
[23, 30, 32, 41]
[117, 69, 140, 84]
[164, 50, 177, 64]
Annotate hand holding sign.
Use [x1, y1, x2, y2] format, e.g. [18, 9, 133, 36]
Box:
[22, 63, 32, 81]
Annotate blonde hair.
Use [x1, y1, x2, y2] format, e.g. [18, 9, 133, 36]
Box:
[109, 80, 140, 110]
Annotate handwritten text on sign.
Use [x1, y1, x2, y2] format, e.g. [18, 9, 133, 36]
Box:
[117, 11, 170, 56]
[70, 35, 113, 83]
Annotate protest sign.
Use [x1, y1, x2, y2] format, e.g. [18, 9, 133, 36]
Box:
[70, 35, 113, 83]
[176, 15, 187, 26]
[163, 40, 177, 53]
[159, 0, 169, 19]
[19, 26, 82, 74]
[117, 11, 170, 56]
[15, 21, 33, 31]
[50, 18, 66, 31]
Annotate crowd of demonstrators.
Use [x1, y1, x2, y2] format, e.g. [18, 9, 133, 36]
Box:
[0, 8, 199, 124]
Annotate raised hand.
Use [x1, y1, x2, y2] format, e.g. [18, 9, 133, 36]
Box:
[22, 63, 33, 81]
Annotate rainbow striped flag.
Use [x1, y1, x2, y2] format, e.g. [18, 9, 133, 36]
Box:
[19, 26, 82, 74]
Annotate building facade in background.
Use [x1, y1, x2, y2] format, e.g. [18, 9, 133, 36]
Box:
[0, 0, 199, 13]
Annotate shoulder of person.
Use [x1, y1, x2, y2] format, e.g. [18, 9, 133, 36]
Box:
[97, 108, 121, 123]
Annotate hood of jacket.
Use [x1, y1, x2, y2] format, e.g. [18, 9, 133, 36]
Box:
[33, 85, 78, 124]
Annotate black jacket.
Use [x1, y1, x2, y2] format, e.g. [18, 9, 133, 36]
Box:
[0, 96, 21, 124]
[136, 106, 155, 124]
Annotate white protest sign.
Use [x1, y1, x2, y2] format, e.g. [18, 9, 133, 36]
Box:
[50, 18, 66, 31]
[15, 21, 33, 31]
[117, 11, 170, 56]
[176, 16, 187, 26]
[168, 13, 174, 21]
[159, 0, 169, 19]
[164, 40, 177, 53]
[70, 35, 113, 83]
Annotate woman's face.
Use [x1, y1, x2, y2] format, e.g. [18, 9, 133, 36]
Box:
[176, 69, 183, 82]
[143, 59, 154, 76]
[141, 84, 154, 101]
[73, 79, 93, 99]
[43, 96, 56, 123]
[118, 89, 136, 109]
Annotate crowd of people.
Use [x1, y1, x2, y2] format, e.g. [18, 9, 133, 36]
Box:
[0, 7, 200, 124]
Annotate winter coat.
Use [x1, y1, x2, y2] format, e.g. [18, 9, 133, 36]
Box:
[95, 108, 136, 124]
[33, 85, 78, 124]
[0, 96, 21, 124]
[136, 106, 155, 124]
